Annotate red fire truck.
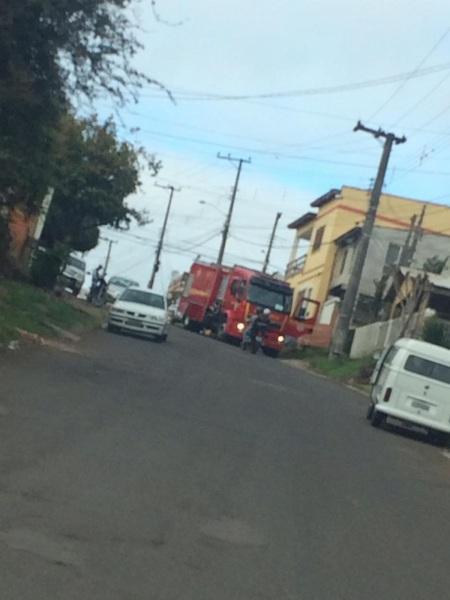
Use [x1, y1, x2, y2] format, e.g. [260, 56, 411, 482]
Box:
[178, 261, 319, 356]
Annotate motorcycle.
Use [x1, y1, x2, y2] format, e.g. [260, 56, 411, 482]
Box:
[242, 320, 269, 355]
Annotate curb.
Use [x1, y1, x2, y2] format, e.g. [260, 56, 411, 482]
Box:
[281, 358, 370, 398]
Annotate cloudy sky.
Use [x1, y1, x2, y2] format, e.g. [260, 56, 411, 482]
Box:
[85, 0, 450, 293]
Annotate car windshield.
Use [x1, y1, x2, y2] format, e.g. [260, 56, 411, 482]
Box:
[248, 282, 292, 313]
[109, 277, 138, 288]
[67, 256, 85, 270]
[120, 289, 165, 309]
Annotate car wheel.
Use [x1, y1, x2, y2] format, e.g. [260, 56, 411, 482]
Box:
[366, 402, 375, 420]
[370, 408, 385, 428]
[72, 287, 80, 297]
[107, 323, 119, 334]
[156, 334, 168, 343]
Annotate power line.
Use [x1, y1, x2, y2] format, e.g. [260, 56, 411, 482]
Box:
[126, 106, 384, 155]
[229, 233, 292, 250]
[393, 71, 450, 126]
[140, 62, 450, 101]
[368, 29, 450, 120]
[108, 225, 285, 271]
[112, 225, 223, 251]
[134, 125, 450, 177]
[389, 121, 450, 183]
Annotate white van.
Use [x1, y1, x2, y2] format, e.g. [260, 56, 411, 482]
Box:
[368, 338, 450, 444]
[61, 254, 86, 296]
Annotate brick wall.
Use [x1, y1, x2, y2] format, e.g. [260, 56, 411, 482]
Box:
[8, 207, 37, 265]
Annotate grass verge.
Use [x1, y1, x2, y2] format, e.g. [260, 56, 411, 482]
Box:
[281, 347, 375, 389]
[0, 278, 101, 344]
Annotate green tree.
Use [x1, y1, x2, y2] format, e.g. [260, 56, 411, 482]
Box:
[42, 114, 160, 253]
[0, 0, 162, 210]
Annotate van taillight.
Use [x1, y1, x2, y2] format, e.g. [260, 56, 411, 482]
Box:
[383, 387, 392, 403]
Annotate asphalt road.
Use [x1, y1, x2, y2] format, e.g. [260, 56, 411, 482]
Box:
[1, 326, 450, 599]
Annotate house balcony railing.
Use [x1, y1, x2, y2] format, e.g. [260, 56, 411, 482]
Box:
[285, 254, 307, 279]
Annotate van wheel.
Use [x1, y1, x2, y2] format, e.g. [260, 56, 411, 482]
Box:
[366, 403, 375, 420]
[371, 409, 385, 428]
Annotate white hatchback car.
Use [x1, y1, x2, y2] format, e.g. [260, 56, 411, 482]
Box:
[107, 287, 168, 342]
[107, 276, 139, 302]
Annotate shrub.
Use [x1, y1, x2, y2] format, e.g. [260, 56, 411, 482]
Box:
[423, 317, 450, 349]
[30, 248, 62, 289]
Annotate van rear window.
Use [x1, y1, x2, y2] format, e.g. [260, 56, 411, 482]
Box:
[404, 355, 450, 385]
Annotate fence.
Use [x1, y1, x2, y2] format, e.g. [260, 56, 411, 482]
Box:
[285, 255, 306, 278]
[350, 314, 420, 358]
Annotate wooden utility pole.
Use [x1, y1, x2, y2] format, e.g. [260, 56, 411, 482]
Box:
[263, 212, 282, 273]
[148, 184, 180, 289]
[330, 121, 406, 356]
[216, 153, 251, 265]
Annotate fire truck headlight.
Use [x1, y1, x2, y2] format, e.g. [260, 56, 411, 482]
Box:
[237, 322, 245, 332]
[277, 335, 285, 343]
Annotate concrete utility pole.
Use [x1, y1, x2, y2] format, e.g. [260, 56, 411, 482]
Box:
[404, 204, 426, 267]
[398, 214, 418, 267]
[148, 184, 180, 289]
[330, 121, 406, 356]
[101, 238, 118, 276]
[263, 212, 282, 273]
[216, 153, 251, 264]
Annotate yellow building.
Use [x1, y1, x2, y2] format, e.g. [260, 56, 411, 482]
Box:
[286, 186, 450, 309]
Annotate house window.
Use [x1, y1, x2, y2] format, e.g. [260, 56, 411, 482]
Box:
[340, 248, 349, 274]
[385, 243, 400, 267]
[312, 226, 325, 252]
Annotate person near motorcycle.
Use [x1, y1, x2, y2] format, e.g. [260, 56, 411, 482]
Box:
[88, 264, 106, 303]
[242, 307, 271, 351]
[202, 299, 222, 336]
